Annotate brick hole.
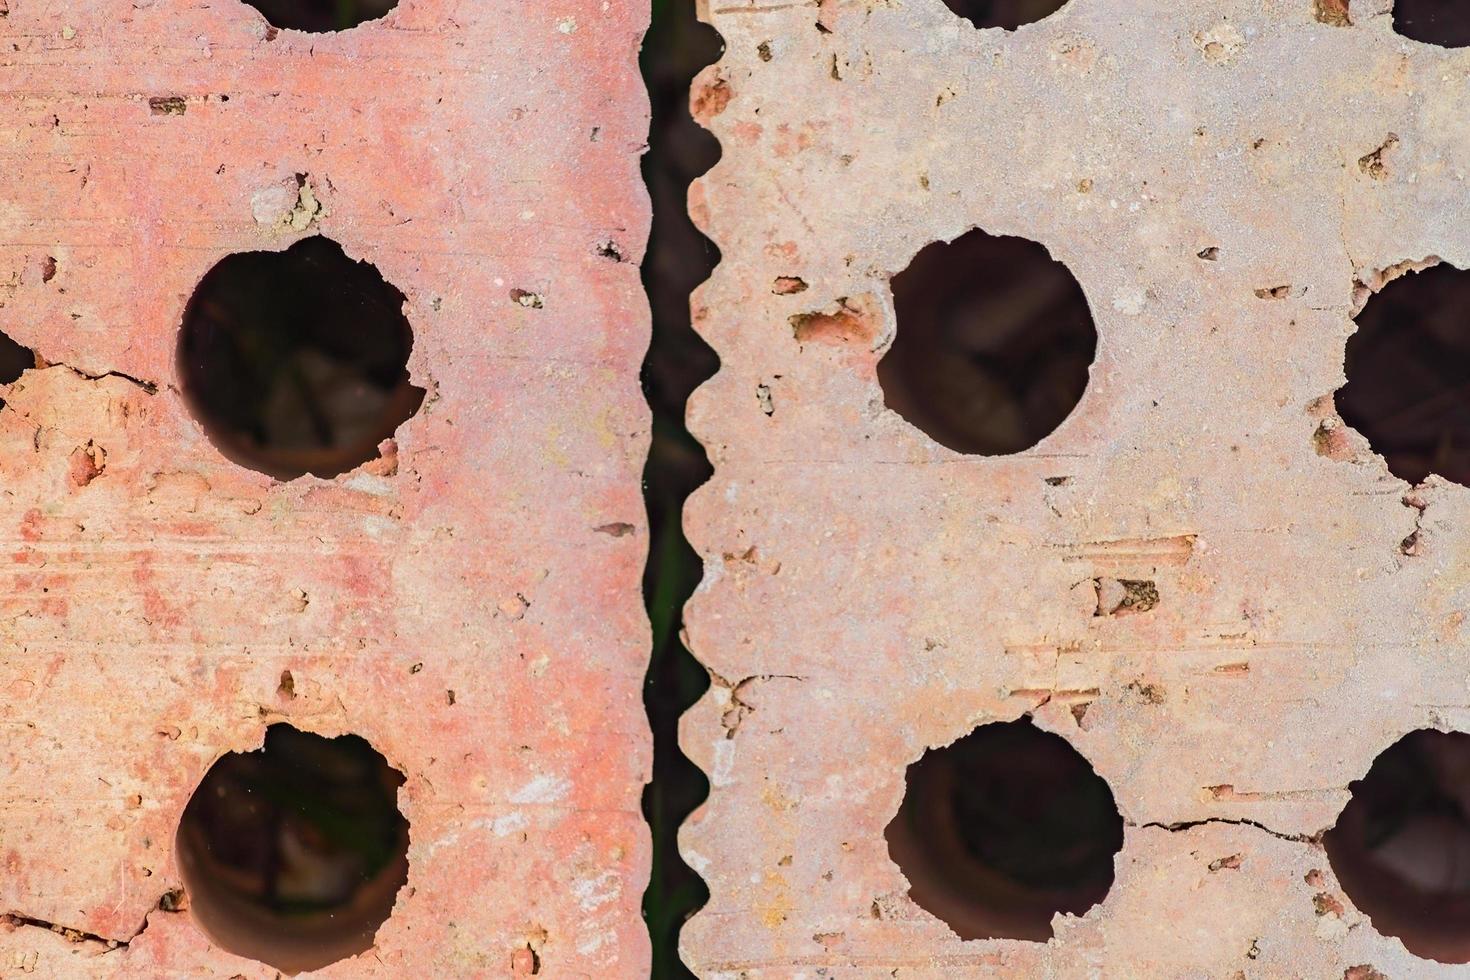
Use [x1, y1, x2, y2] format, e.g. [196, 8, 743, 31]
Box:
[940, 0, 1071, 30]
[0, 330, 35, 386]
[175, 723, 410, 974]
[1393, 0, 1470, 48]
[883, 717, 1123, 941]
[242, 0, 397, 33]
[1335, 262, 1470, 486]
[877, 228, 1097, 455]
[177, 236, 426, 481]
[1325, 729, 1470, 963]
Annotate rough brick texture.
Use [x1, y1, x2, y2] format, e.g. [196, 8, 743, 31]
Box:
[0, 0, 650, 975]
[682, 0, 1470, 975]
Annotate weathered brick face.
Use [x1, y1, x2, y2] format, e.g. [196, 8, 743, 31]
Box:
[682, 0, 1470, 976]
[0, 0, 650, 975]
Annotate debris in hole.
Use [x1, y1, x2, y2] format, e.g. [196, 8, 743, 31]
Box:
[1254, 284, 1296, 300]
[1312, 418, 1352, 460]
[286, 175, 326, 231]
[1127, 680, 1167, 705]
[772, 276, 808, 295]
[250, 174, 327, 231]
[1358, 134, 1399, 180]
[756, 383, 774, 416]
[595, 522, 636, 537]
[1313, 0, 1352, 27]
[158, 889, 187, 912]
[41, 256, 57, 282]
[149, 96, 187, 116]
[1094, 577, 1158, 616]
[512, 943, 541, 974]
[595, 240, 625, 262]
[757, 41, 773, 61]
[1044, 475, 1071, 486]
[1209, 853, 1243, 872]
[691, 77, 732, 120]
[66, 441, 106, 488]
[277, 670, 295, 700]
[1197, 247, 1219, 261]
[446, 689, 456, 706]
[511, 289, 544, 309]
[1344, 967, 1388, 980]
[789, 295, 877, 346]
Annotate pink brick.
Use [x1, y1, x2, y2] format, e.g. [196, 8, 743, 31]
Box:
[0, 0, 650, 975]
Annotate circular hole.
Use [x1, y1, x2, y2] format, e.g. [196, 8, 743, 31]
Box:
[176, 724, 410, 974]
[243, 0, 398, 33]
[939, 0, 1071, 30]
[1325, 729, 1470, 963]
[884, 717, 1124, 941]
[1393, 0, 1470, 48]
[177, 236, 426, 481]
[877, 227, 1097, 455]
[1336, 262, 1470, 486]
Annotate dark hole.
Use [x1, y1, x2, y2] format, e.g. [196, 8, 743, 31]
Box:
[1336, 263, 1470, 487]
[177, 236, 425, 481]
[1325, 729, 1470, 963]
[1393, 0, 1470, 48]
[242, 0, 397, 33]
[884, 717, 1123, 941]
[877, 227, 1097, 455]
[175, 723, 410, 974]
[940, 0, 1071, 30]
[0, 330, 36, 403]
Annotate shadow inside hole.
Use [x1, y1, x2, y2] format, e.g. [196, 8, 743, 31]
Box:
[1325, 729, 1470, 964]
[1336, 263, 1470, 487]
[0, 331, 36, 404]
[177, 236, 425, 481]
[877, 227, 1096, 455]
[940, 0, 1071, 30]
[1393, 0, 1470, 49]
[242, 0, 398, 33]
[884, 717, 1123, 941]
[176, 724, 410, 975]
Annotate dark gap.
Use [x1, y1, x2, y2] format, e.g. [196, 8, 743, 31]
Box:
[242, 0, 397, 33]
[640, 0, 722, 976]
[884, 717, 1123, 941]
[175, 723, 410, 975]
[941, 0, 1071, 30]
[877, 227, 1097, 455]
[1393, 0, 1470, 48]
[176, 235, 425, 481]
[1325, 729, 1470, 963]
[1336, 263, 1470, 487]
[0, 330, 36, 409]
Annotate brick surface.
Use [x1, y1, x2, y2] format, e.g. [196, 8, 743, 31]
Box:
[0, 0, 650, 975]
[682, 0, 1470, 975]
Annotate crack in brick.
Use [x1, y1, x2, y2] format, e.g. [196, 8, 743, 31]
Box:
[2, 891, 180, 951]
[1136, 817, 1320, 845]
